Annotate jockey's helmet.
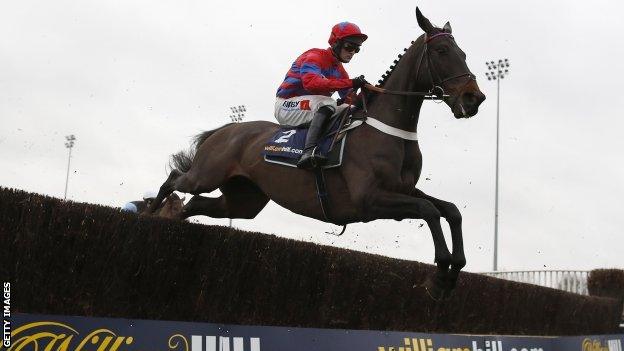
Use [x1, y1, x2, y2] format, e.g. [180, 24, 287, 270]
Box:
[328, 22, 368, 46]
[121, 202, 138, 213]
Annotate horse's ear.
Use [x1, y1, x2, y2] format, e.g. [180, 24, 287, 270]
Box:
[443, 21, 452, 34]
[416, 7, 435, 34]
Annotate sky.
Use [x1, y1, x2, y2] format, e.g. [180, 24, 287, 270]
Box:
[1, 0, 623, 273]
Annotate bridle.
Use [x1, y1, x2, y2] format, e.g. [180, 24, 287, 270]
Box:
[363, 32, 476, 102]
[341, 31, 478, 143]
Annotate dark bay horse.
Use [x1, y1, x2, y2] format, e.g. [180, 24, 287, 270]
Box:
[150, 8, 485, 298]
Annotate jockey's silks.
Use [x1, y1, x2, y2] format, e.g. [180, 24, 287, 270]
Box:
[276, 48, 353, 99]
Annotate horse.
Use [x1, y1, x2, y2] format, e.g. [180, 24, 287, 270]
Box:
[149, 8, 485, 299]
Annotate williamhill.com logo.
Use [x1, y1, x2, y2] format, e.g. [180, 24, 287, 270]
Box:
[377, 337, 546, 351]
[377, 337, 468, 351]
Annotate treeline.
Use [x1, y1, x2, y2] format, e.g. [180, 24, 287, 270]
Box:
[0, 187, 622, 335]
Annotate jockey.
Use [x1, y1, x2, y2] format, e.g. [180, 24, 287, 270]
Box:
[121, 191, 157, 213]
[275, 21, 370, 169]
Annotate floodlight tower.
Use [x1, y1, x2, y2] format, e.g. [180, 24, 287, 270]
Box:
[227, 105, 246, 227]
[63, 134, 76, 200]
[485, 58, 510, 271]
[229, 105, 246, 123]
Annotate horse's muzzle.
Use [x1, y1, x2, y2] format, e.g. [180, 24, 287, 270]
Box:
[453, 90, 486, 118]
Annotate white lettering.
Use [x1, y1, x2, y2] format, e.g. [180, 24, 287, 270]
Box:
[608, 339, 622, 351]
[472, 340, 503, 351]
[275, 130, 296, 144]
[2, 282, 9, 347]
[2, 320, 10, 347]
[191, 335, 260, 351]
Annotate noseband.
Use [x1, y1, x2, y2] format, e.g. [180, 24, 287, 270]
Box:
[364, 32, 475, 101]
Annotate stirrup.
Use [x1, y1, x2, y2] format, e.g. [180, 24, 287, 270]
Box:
[297, 146, 327, 169]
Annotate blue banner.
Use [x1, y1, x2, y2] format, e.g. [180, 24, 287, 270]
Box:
[2, 313, 623, 351]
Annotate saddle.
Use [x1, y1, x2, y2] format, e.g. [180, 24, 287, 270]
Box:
[263, 108, 362, 168]
[262, 107, 364, 227]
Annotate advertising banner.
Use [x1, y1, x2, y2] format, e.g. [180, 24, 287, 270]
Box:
[2, 313, 623, 351]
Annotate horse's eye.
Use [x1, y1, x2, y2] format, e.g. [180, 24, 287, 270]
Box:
[436, 47, 448, 54]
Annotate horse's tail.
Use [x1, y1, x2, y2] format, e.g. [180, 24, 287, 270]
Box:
[169, 123, 234, 173]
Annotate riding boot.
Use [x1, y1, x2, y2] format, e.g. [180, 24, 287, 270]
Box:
[297, 107, 332, 169]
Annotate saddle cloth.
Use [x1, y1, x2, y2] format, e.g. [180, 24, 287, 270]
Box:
[263, 116, 347, 169]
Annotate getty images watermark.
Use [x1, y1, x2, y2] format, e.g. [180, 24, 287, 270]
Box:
[2, 282, 10, 348]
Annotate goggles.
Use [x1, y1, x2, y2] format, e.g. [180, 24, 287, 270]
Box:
[342, 42, 361, 53]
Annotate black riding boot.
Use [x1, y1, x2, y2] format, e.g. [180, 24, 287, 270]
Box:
[297, 107, 332, 169]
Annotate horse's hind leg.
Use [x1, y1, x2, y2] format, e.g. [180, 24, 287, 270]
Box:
[149, 169, 183, 213]
[182, 176, 269, 220]
[182, 195, 228, 218]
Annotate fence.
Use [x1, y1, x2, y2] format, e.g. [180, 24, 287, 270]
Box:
[480, 270, 589, 295]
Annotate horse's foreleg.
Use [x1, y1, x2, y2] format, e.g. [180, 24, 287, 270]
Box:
[363, 191, 452, 299]
[149, 169, 183, 213]
[411, 188, 465, 291]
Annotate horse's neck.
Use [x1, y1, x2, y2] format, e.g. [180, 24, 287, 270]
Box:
[366, 39, 430, 133]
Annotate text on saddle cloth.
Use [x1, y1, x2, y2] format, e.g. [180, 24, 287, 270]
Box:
[263, 116, 343, 160]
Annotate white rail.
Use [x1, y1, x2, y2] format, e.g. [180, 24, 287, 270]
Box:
[480, 270, 589, 295]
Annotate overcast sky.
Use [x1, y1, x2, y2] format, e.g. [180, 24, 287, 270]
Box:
[1, 0, 623, 273]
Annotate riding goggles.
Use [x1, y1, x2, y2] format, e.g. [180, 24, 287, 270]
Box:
[343, 42, 361, 53]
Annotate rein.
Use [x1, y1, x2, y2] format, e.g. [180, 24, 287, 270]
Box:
[363, 84, 448, 100]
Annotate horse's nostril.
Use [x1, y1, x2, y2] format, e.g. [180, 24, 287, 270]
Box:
[463, 93, 477, 104]
[462, 92, 485, 106]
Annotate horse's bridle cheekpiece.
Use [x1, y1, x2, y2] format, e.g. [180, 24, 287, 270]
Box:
[422, 32, 476, 101]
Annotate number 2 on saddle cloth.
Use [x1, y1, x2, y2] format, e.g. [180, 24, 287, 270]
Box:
[262, 109, 352, 169]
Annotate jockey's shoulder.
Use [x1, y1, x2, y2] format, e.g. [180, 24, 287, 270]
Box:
[300, 48, 333, 60]
[299, 48, 342, 69]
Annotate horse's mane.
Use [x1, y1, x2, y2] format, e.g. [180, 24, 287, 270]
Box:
[356, 37, 421, 108]
[360, 29, 444, 107]
[376, 41, 415, 88]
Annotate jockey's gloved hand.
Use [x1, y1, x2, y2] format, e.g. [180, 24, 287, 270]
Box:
[351, 75, 370, 90]
[337, 91, 358, 106]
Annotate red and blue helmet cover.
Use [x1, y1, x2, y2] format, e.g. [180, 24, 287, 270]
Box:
[328, 22, 368, 46]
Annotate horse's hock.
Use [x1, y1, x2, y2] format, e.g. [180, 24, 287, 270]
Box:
[0, 187, 622, 335]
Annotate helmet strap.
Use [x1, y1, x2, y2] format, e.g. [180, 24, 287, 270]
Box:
[331, 40, 348, 63]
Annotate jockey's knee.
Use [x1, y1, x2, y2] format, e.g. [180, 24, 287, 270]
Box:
[317, 105, 334, 118]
